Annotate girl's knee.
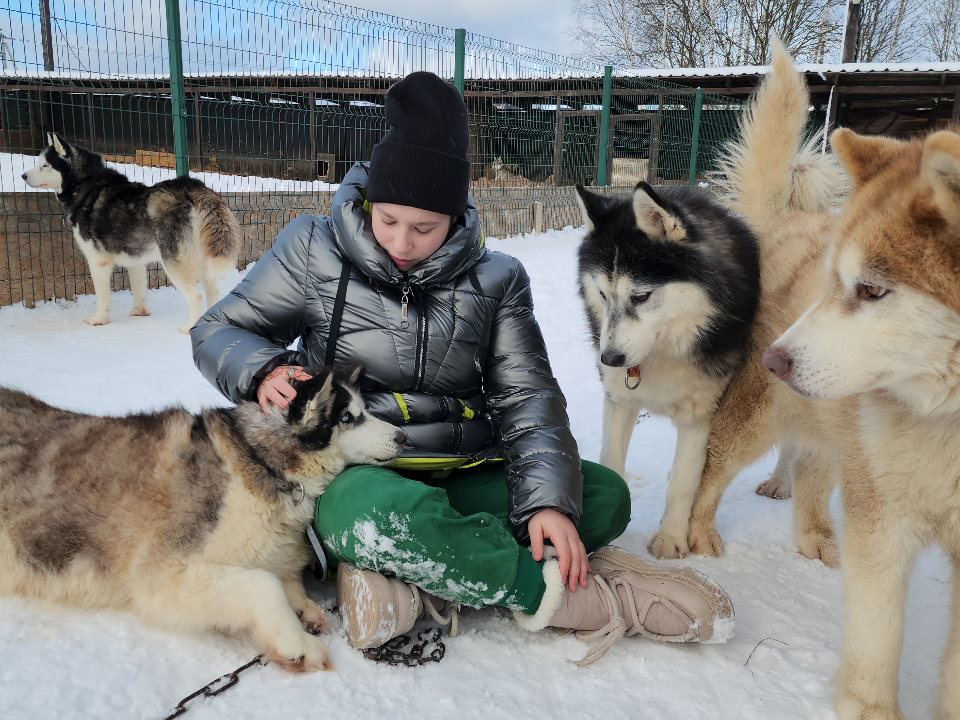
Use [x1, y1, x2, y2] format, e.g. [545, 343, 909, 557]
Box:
[580, 461, 632, 547]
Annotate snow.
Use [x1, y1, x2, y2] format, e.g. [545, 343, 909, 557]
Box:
[619, 61, 960, 78]
[0, 226, 951, 720]
[1, 152, 339, 194]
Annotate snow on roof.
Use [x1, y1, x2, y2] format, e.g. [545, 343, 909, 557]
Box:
[618, 61, 960, 78]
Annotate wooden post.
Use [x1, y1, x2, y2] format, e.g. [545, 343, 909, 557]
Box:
[647, 104, 661, 185]
[952, 88, 960, 123]
[841, 0, 862, 63]
[533, 201, 543, 235]
[552, 94, 564, 186]
[0, 90, 8, 151]
[39, 0, 55, 71]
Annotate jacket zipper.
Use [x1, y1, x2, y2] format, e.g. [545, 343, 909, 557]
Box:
[400, 278, 428, 391]
[412, 285, 427, 391]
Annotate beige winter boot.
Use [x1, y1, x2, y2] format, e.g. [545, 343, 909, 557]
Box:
[336, 563, 459, 649]
[514, 545, 735, 666]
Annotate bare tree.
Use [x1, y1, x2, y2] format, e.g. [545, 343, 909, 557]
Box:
[856, 0, 923, 62]
[922, 0, 960, 61]
[565, 0, 646, 67]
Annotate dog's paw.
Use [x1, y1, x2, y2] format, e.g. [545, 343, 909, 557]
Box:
[834, 692, 905, 720]
[266, 631, 334, 673]
[755, 474, 792, 499]
[129, 305, 150, 317]
[688, 523, 724, 558]
[297, 601, 330, 635]
[797, 531, 840, 568]
[84, 315, 109, 326]
[648, 532, 688, 559]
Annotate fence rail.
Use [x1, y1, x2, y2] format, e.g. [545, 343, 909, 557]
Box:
[0, 0, 743, 307]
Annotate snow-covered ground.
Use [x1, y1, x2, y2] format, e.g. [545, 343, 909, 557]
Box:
[1, 152, 338, 194]
[0, 226, 950, 720]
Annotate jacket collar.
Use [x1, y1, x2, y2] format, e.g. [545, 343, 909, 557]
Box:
[331, 163, 484, 287]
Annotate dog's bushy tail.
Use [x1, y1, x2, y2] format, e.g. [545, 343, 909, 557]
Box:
[189, 185, 242, 278]
[713, 36, 849, 233]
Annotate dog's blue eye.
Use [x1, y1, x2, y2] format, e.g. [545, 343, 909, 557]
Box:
[632, 292, 651, 304]
[341, 412, 353, 424]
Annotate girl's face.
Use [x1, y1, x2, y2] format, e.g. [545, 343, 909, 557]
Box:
[370, 203, 452, 272]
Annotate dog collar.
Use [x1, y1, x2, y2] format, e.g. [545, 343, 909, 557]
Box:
[625, 366, 641, 390]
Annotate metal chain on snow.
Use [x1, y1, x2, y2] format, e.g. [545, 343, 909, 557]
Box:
[361, 628, 446, 667]
[161, 654, 264, 720]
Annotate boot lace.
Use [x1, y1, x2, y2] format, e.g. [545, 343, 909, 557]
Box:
[412, 585, 459, 638]
[571, 573, 695, 666]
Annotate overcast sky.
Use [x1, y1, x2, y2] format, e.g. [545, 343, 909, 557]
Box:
[340, 0, 580, 58]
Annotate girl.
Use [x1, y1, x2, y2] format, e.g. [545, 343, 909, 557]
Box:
[192, 71, 732, 665]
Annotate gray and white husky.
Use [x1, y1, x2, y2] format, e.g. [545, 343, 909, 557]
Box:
[22, 133, 241, 333]
[0, 364, 406, 670]
[576, 181, 760, 558]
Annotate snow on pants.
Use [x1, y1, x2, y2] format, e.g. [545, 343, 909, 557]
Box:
[315, 460, 631, 614]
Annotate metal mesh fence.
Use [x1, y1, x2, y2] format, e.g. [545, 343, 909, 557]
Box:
[0, 0, 742, 307]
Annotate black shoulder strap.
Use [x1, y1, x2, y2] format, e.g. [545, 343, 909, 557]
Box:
[466, 267, 482, 296]
[325, 259, 352, 367]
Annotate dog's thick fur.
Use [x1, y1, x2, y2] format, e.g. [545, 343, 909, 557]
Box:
[575, 181, 760, 558]
[22, 133, 241, 333]
[676, 38, 859, 568]
[768, 123, 960, 716]
[0, 365, 405, 670]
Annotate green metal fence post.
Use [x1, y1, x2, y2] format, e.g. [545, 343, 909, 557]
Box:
[687, 87, 703, 186]
[164, 0, 189, 177]
[596, 65, 612, 186]
[454, 29, 465, 97]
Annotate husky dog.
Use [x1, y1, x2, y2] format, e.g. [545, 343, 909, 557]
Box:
[575, 181, 760, 558]
[764, 123, 960, 717]
[22, 133, 241, 333]
[0, 365, 406, 670]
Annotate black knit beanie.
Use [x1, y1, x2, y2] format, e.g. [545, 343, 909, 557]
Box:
[366, 71, 470, 217]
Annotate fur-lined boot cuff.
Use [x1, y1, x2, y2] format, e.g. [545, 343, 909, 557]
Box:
[513, 559, 564, 633]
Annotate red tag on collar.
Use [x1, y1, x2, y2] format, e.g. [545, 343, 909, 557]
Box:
[627, 366, 642, 378]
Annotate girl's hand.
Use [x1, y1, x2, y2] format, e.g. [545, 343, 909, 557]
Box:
[528, 508, 590, 592]
[256, 365, 313, 414]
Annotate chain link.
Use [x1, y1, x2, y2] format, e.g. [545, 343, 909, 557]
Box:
[161, 654, 264, 720]
[361, 628, 446, 667]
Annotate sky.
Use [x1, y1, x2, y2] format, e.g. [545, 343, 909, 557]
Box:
[338, 0, 580, 58]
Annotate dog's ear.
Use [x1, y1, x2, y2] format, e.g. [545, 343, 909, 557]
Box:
[575, 182, 603, 232]
[288, 369, 335, 429]
[830, 128, 901, 189]
[632, 182, 685, 241]
[345, 361, 365, 386]
[49, 132, 69, 158]
[915, 131, 960, 229]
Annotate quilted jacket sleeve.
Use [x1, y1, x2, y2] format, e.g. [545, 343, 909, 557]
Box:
[191, 215, 317, 403]
[485, 260, 583, 542]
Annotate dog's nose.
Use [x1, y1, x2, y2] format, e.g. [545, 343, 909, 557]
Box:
[393, 430, 408, 446]
[600, 351, 626, 367]
[762, 346, 794, 379]
[20, 173, 26, 180]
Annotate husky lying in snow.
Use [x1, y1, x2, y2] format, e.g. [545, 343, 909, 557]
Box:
[575, 181, 760, 559]
[765, 125, 960, 717]
[0, 365, 406, 671]
[21, 133, 241, 333]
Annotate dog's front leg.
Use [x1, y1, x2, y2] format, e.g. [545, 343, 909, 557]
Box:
[138, 564, 333, 672]
[599, 390, 643, 476]
[834, 478, 919, 720]
[648, 421, 710, 559]
[942, 555, 960, 720]
[281, 576, 329, 635]
[84, 256, 114, 326]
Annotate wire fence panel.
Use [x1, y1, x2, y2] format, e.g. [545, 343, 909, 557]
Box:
[0, 0, 742, 307]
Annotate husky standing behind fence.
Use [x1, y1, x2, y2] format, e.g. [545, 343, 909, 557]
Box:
[22, 133, 241, 333]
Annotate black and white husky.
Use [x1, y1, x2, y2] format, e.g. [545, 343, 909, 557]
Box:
[22, 133, 241, 333]
[576, 182, 760, 559]
[0, 364, 406, 670]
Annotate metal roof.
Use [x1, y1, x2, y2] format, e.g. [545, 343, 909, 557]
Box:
[620, 62, 960, 78]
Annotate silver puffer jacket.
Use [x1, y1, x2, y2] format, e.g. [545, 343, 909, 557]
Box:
[191, 163, 582, 539]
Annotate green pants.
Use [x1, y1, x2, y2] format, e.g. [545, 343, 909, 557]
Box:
[315, 460, 630, 613]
